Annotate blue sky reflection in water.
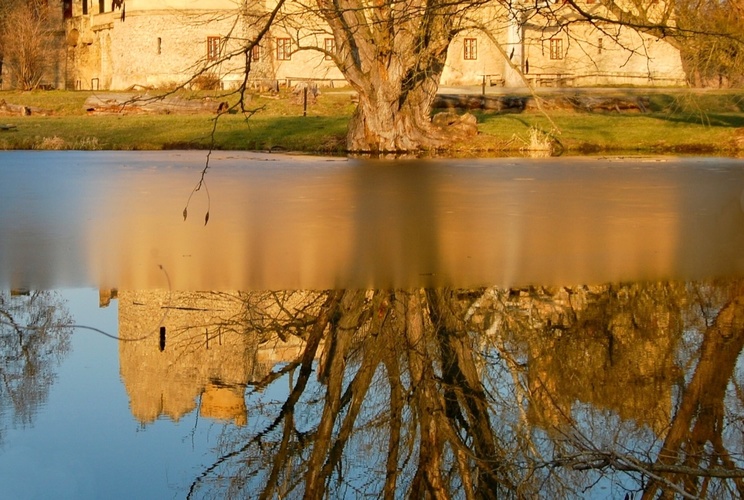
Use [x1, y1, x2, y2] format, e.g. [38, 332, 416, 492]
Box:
[2, 152, 744, 498]
[0, 289, 227, 499]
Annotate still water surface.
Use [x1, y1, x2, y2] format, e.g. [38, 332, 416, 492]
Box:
[2, 151, 744, 498]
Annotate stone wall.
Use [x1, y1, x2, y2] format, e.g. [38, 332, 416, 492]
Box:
[67, 8, 249, 90]
[522, 20, 686, 87]
[441, 28, 510, 87]
[62, 0, 686, 90]
[116, 289, 319, 425]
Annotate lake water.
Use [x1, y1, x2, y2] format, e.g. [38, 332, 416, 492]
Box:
[2, 151, 744, 498]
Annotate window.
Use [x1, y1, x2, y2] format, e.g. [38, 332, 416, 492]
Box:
[463, 38, 477, 60]
[276, 38, 292, 60]
[157, 37, 162, 55]
[63, 0, 72, 19]
[99, 0, 105, 13]
[324, 38, 336, 60]
[207, 36, 221, 61]
[549, 38, 563, 60]
[250, 45, 260, 62]
[597, 38, 603, 55]
[82, 0, 88, 15]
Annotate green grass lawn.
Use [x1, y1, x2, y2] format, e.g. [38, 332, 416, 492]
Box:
[1, 88, 743, 156]
[473, 112, 743, 154]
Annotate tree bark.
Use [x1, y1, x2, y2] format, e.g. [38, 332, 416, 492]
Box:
[315, 0, 467, 153]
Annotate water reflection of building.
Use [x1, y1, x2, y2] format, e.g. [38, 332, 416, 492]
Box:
[471, 285, 682, 437]
[526, 329, 678, 437]
[113, 283, 693, 438]
[523, 285, 681, 436]
[114, 290, 309, 426]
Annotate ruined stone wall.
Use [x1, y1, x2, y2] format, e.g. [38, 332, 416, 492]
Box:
[45, 1, 68, 89]
[67, 6, 250, 90]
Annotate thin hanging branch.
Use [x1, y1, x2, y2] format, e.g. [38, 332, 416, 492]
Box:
[181, 0, 287, 225]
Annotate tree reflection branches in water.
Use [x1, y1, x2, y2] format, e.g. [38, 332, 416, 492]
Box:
[188, 282, 744, 499]
[642, 286, 744, 499]
[0, 290, 72, 443]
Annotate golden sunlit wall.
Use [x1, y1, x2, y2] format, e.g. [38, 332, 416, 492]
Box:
[62, 0, 685, 89]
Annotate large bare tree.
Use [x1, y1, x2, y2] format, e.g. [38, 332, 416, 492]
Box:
[0, 0, 60, 90]
[181, 280, 744, 498]
[674, 0, 744, 87]
[298, 0, 492, 152]
[197, 0, 743, 153]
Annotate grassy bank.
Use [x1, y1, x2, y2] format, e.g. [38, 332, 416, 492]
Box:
[1, 88, 743, 155]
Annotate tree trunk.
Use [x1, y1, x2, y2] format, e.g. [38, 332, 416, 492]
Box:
[346, 73, 449, 153]
[316, 0, 463, 153]
[642, 293, 744, 499]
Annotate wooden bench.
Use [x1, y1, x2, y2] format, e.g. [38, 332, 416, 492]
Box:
[487, 74, 505, 86]
[529, 73, 574, 87]
[284, 77, 349, 89]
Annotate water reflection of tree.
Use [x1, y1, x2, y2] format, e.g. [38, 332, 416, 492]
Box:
[642, 284, 744, 499]
[188, 282, 744, 498]
[0, 291, 72, 443]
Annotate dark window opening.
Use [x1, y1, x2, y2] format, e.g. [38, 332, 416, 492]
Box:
[550, 38, 564, 60]
[276, 38, 292, 61]
[324, 38, 335, 60]
[99, 0, 105, 13]
[207, 36, 221, 61]
[63, 0, 72, 19]
[159, 327, 166, 352]
[250, 45, 260, 62]
[463, 38, 477, 60]
[83, 0, 88, 15]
